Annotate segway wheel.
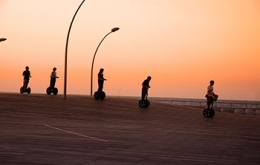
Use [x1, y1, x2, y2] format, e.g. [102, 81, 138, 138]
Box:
[46, 87, 51, 95]
[139, 99, 150, 108]
[53, 88, 58, 95]
[27, 87, 31, 94]
[94, 91, 99, 100]
[203, 108, 215, 118]
[210, 109, 215, 117]
[145, 100, 150, 108]
[99, 92, 106, 100]
[20, 87, 24, 94]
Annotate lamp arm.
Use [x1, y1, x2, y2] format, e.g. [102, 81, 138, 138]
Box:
[64, 0, 86, 99]
[90, 31, 112, 96]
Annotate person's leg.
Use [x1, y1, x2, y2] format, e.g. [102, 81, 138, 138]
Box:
[141, 89, 147, 101]
[23, 79, 26, 90]
[50, 78, 55, 88]
[207, 97, 213, 109]
[98, 82, 103, 93]
[49, 79, 52, 88]
[23, 79, 28, 91]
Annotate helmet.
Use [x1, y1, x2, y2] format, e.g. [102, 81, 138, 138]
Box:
[25, 66, 29, 69]
[53, 67, 57, 70]
[210, 80, 214, 84]
[147, 76, 151, 79]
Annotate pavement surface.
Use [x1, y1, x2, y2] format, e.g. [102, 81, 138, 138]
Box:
[1, 93, 260, 165]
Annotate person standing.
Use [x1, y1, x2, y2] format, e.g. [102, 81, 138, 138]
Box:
[141, 76, 151, 101]
[22, 66, 31, 91]
[98, 68, 106, 94]
[50, 67, 59, 89]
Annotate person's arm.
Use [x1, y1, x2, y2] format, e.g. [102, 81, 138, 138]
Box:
[142, 81, 150, 89]
[98, 75, 102, 80]
[143, 85, 149, 89]
[98, 74, 106, 81]
[54, 72, 59, 78]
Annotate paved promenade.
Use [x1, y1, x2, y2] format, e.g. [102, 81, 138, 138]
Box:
[1, 93, 260, 165]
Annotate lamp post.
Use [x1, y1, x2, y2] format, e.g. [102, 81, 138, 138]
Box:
[0, 38, 7, 42]
[64, 0, 86, 100]
[90, 27, 120, 96]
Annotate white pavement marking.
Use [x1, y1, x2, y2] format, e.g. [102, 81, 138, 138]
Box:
[44, 124, 108, 142]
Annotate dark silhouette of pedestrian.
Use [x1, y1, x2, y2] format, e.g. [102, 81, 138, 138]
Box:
[141, 76, 151, 100]
[22, 66, 31, 91]
[205, 80, 218, 109]
[98, 68, 106, 94]
[50, 67, 59, 89]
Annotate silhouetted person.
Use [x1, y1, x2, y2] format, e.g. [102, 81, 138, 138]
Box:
[22, 66, 31, 91]
[98, 68, 106, 94]
[141, 76, 151, 100]
[50, 67, 59, 88]
[206, 80, 218, 109]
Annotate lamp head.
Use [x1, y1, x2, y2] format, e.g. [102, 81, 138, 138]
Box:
[111, 27, 120, 32]
[0, 38, 7, 42]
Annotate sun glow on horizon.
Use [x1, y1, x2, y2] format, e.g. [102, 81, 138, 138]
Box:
[1, 0, 259, 101]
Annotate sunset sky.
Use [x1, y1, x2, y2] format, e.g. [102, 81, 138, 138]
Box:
[1, 0, 259, 101]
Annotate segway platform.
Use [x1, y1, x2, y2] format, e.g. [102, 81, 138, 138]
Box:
[139, 94, 150, 108]
[203, 108, 215, 117]
[46, 87, 58, 95]
[20, 87, 31, 94]
[203, 95, 217, 117]
[139, 99, 150, 108]
[94, 91, 106, 100]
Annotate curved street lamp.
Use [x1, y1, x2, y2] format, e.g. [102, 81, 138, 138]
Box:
[0, 38, 7, 42]
[90, 27, 120, 96]
[64, 0, 86, 100]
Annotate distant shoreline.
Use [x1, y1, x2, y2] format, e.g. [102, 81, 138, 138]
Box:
[1, 92, 259, 109]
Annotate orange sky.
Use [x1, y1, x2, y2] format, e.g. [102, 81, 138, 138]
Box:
[1, 0, 260, 100]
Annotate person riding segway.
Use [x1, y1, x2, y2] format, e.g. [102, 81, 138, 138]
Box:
[94, 68, 106, 100]
[203, 80, 218, 117]
[139, 76, 151, 108]
[46, 67, 59, 95]
[20, 66, 31, 94]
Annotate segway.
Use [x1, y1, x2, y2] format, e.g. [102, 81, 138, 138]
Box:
[20, 86, 31, 94]
[46, 87, 58, 95]
[203, 96, 218, 118]
[94, 91, 106, 100]
[139, 94, 150, 108]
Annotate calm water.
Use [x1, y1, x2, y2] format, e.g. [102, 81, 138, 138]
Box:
[117, 96, 260, 109]
[149, 97, 260, 109]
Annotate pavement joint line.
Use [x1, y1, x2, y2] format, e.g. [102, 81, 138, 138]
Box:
[44, 124, 108, 142]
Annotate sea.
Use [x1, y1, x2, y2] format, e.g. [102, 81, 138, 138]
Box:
[124, 96, 260, 109]
[149, 97, 260, 109]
